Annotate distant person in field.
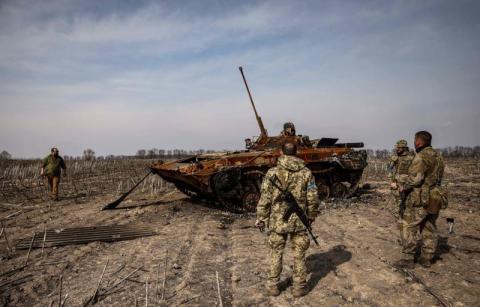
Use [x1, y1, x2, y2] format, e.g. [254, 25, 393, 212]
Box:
[41, 147, 66, 201]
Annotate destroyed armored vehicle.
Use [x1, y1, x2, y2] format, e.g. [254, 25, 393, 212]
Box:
[148, 67, 367, 211]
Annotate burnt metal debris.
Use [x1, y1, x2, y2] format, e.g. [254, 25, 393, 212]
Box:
[104, 66, 368, 212]
[15, 225, 157, 249]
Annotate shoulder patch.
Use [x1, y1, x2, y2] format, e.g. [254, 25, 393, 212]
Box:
[307, 178, 317, 190]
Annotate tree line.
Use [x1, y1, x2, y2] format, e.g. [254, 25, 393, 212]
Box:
[1, 146, 479, 160]
[366, 146, 480, 159]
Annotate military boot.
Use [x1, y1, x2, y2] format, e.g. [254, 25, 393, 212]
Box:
[418, 254, 434, 268]
[292, 287, 307, 298]
[266, 284, 280, 297]
[394, 255, 415, 269]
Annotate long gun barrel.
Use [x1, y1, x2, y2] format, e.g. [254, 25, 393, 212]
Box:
[239, 66, 268, 137]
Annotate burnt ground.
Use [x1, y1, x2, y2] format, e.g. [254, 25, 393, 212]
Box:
[0, 161, 479, 306]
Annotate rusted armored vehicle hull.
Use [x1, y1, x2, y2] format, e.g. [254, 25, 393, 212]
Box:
[150, 146, 367, 211]
[103, 66, 368, 212]
[147, 67, 368, 212]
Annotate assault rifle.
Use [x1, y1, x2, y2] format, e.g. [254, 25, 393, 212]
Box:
[269, 175, 319, 246]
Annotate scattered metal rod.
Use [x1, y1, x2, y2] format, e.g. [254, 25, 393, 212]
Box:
[400, 267, 450, 307]
[161, 251, 168, 300]
[178, 294, 202, 305]
[104, 266, 144, 295]
[125, 277, 143, 284]
[0, 274, 33, 293]
[92, 258, 110, 304]
[41, 226, 47, 255]
[3, 210, 22, 219]
[448, 244, 480, 254]
[60, 294, 69, 307]
[1, 221, 12, 252]
[384, 260, 451, 307]
[145, 277, 149, 307]
[216, 271, 223, 307]
[0, 265, 26, 278]
[24, 232, 36, 266]
[0, 274, 33, 289]
[37, 261, 69, 266]
[154, 263, 160, 305]
[58, 275, 63, 307]
[110, 263, 126, 276]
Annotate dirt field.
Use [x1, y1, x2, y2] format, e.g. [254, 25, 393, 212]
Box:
[0, 158, 479, 306]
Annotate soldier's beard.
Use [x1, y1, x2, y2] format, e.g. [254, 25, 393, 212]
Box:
[415, 145, 427, 153]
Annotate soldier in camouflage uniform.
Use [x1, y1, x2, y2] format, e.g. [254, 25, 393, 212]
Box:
[255, 142, 319, 297]
[387, 139, 415, 245]
[397, 131, 445, 268]
[280, 122, 296, 136]
[41, 148, 67, 201]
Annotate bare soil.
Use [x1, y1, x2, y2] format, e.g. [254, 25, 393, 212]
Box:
[0, 158, 479, 306]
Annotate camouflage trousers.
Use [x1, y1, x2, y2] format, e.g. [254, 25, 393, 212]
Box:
[390, 192, 406, 246]
[267, 231, 310, 289]
[402, 205, 438, 260]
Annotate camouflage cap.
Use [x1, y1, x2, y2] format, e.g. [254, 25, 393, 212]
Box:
[395, 139, 408, 148]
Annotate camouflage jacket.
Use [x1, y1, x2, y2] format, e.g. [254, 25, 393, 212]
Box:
[387, 151, 414, 183]
[398, 146, 444, 208]
[256, 155, 319, 233]
[42, 154, 66, 176]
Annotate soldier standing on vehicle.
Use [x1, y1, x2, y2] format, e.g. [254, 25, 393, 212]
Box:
[396, 131, 446, 268]
[388, 139, 415, 245]
[41, 147, 66, 201]
[280, 122, 296, 136]
[255, 142, 319, 297]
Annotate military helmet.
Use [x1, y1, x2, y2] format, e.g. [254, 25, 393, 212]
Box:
[395, 139, 408, 148]
[283, 122, 295, 130]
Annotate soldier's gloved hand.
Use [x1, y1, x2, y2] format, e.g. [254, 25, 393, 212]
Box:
[255, 220, 265, 232]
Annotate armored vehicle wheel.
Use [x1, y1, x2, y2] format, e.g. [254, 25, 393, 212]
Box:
[315, 178, 330, 200]
[241, 181, 260, 212]
[331, 182, 348, 198]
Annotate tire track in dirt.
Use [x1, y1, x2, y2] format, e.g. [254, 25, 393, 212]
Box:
[164, 210, 236, 306]
[316, 208, 440, 306]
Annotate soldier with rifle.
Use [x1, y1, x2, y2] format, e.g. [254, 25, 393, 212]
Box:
[396, 131, 446, 268]
[255, 141, 320, 297]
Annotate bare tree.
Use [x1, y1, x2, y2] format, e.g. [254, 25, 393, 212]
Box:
[147, 148, 159, 158]
[83, 148, 96, 160]
[0, 150, 11, 160]
[136, 149, 146, 158]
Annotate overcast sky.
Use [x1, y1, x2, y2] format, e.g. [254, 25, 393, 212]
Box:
[0, 0, 479, 158]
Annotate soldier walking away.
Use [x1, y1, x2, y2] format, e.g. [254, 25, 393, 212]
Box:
[41, 147, 67, 201]
[396, 131, 446, 269]
[255, 142, 320, 297]
[387, 139, 414, 245]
